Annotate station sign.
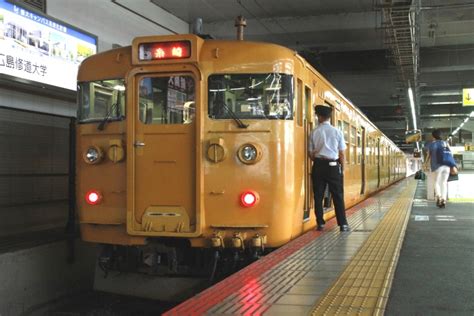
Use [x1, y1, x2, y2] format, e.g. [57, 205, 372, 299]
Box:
[463, 88, 474, 106]
[0, 0, 97, 91]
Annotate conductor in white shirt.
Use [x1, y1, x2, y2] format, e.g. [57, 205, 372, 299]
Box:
[308, 105, 349, 232]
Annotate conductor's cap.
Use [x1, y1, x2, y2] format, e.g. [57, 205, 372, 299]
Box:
[314, 105, 332, 116]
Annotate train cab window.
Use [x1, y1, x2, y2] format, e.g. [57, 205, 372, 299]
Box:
[78, 79, 126, 123]
[138, 76, 195, 125]
[208, 73, 293, 120]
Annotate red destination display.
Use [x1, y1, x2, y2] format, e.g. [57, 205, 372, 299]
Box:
[138, 41, 191, 61]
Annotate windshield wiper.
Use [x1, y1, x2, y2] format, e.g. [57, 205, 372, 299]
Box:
[221, 102, 248, 128]
[97, 102, 119, 131]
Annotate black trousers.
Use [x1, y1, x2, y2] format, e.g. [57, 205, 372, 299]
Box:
[311, 159, 348, 226]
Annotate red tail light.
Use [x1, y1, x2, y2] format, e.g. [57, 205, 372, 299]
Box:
[85, 190, 102, 205]
[241, 191, 259, 207]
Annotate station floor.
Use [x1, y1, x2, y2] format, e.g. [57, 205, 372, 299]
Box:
[165, 173, 474, 315]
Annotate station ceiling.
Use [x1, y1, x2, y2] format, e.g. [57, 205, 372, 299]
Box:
[141, 0, 474, 149]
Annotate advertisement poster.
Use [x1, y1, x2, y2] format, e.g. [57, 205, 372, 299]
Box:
[0, 0, 97, 90]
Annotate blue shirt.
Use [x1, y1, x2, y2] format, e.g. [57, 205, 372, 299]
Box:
[308, 121, 346, 160]
[427, 140, 444, 171]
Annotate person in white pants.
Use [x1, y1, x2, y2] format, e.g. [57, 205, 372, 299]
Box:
[427, 129, 450, 208]
[434, 165, 450, 207]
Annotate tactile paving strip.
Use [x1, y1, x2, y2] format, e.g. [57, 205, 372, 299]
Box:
[310, 180, 417, 316]
[163, 180, 411, 316]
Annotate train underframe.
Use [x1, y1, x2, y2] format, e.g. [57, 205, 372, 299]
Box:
[97, 239, 269, 281]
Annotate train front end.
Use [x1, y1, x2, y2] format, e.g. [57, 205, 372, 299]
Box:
[77, 35, 305, 275]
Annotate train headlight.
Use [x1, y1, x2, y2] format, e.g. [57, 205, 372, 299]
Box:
[83, 146, 103, 164]
[237, 143, 262, 164]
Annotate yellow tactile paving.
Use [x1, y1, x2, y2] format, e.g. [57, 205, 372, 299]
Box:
[310, 180, 417, 316]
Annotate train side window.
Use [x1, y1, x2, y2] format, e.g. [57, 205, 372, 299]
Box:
[381, 145, 385, 166]
[304, 86, 311, 122]
[297, 79, 303, 126]
[367, 138, 370, 165]
[343, 121, 350, 164]
[350, 126, 357, 165]
[139, 76, 195, 125]
[372, 139, 375, 164]
[369, 138, 373, 165]
[371, 138, 375, 165]
[357, 130, 362, 164]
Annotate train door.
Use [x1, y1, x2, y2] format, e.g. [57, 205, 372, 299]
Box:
[129, 72, 198, 235]
[303, 86, 312, 221]
[377, 138, 381, 188]
[360, 127, 366, 194]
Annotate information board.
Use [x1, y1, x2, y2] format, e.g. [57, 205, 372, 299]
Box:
[0, 0, 97, 90]
[463, 88, 474, 106]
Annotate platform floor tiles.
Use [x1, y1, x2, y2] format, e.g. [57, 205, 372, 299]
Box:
[385, 178, 474, 315]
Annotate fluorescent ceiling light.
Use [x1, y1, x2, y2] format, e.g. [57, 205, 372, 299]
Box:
[428, 101, 462, 105]
[113, 85, 125, 91]
[470, 111, 474, 117]
[408, 87, 417, 130]
[428, 92, 461, 96]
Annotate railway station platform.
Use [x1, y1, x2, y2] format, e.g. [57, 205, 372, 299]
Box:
[164, 172, 474, 315]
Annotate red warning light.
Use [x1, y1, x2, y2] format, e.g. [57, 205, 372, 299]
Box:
[241, 191, 259, 207]
[139, 41, 191, 61]
[85, 190, 102, 205]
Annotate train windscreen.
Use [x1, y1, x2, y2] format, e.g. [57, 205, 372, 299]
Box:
[77, 79, 126, 123]
[208, 73, 293, 120]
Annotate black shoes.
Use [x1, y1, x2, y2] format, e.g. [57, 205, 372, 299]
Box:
[340, 225, 349, 232]
[315, 224, 349, 232]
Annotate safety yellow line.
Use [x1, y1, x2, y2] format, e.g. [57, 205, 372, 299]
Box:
[311, 180, 417, 315]
[448, 198, 474, 203]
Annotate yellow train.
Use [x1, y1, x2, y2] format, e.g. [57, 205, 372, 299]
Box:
[77, 34, 406, 275]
